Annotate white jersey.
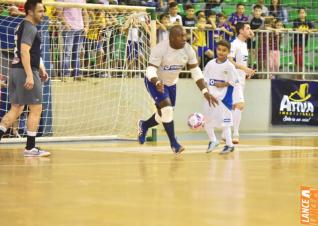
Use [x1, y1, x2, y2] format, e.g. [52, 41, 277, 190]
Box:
[149, 39, 197, 86]
[204, 58, 243, 107]
[229, 38, 249, 85]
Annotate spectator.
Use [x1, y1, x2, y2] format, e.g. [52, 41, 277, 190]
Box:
[293, 8, 316, 77]
[228, 3, 248, 32]
[157, 13, 170, 43]
[196, 10, 206, 19]
[268, 0, 288, 24]
[182, 4, 196, 27]
[168, 2, 182, 25]
[56, 0, 89, 80]
[247, 5, 267, 75]
[85, 7, 106, 77]
[193, 16, 214, 67]
[252, 0, 268, 17]
[266, 19, 285, 79]
[216, 13, 234, 42]
[206, 11, 217, 53]
[205, 0, 223, 15]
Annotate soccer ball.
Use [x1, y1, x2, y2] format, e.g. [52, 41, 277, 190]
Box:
[187, 112, 204, 130]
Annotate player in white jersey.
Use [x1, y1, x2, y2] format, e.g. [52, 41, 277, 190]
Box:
[203, 40, 244, 154]
[138, 25, 218, 154]
[228, 22, 255, 144]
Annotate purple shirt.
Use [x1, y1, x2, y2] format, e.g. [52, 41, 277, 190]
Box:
[229, 13, 248, 26]
[57, 0, 85, 30]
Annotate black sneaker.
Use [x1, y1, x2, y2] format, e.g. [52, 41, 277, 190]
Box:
[219, 145, 234, 155]
[171, 142, 185, 155]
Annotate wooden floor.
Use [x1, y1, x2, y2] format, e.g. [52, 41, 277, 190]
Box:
[0, 134, 317, 226]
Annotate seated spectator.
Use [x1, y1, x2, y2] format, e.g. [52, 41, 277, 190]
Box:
[168, 2, 182, 25]
[293, 8, 316, 77]
[182, 4, 196, 27]
[228, 3, 248, 32]
[252, 0, 268, 17]
[193, 16, 214, 67]
[205, 0, 223, 15]
[268, 0, 288, 24]
[157, 13, 170, 43]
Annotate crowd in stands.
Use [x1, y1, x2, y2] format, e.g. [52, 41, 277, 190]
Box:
[0, 0, 317, 79]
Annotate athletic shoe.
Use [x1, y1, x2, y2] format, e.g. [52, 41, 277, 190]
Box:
[171, 142, 185, 155]
[206, 140, 219, 153]
[232, 135, 239, 144]
[219, 145, 235, 155]
[138, 120, 148, 144]
[24, 147, 51, 157]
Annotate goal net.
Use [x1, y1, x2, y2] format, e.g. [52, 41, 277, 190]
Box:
[0, 0, 156, 140]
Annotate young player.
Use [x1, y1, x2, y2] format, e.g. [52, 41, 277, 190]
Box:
[138, 25, 218, 154]
[0, 0, 50, 157]
[203, 40, 243, 154]
[227, 22, 255, 144]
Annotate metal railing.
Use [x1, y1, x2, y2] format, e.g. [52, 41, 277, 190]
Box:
[184, 26, 318, 80]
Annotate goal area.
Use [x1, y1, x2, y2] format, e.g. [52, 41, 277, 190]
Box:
[0, 0, 157, 141]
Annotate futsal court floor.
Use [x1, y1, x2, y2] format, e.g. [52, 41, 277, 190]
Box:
[0, 132, 317, 226]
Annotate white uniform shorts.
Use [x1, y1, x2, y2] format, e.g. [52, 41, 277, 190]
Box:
[203, 100, 233, 128]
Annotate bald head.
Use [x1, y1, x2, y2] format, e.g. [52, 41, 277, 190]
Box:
[169, 25, 187, 49]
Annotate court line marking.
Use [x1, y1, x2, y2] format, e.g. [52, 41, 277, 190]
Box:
[0, 155, 318, 168]
[59, 144, 318, 154]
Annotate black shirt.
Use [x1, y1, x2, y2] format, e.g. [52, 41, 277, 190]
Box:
[12, 20, 41, 70]
[182, 16, 197, 27]
[293, 19, 314, 46]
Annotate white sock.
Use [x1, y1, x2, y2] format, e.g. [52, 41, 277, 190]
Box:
[223, 127, 233, 147]
[232, 109, 242, 136]
[204, 123, 216, 142]
[0, 125, 7, 133]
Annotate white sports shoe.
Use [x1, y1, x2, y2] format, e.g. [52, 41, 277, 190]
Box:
[24, 147, 51, 157]
[206, 140, 219, 153]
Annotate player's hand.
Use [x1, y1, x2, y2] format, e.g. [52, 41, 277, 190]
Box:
[233, 102, 244, 110]
[24, 76, 34, 90]
[155, 80, 164, 93]
[204, 92, 218, 107]
[40, 69, 49, 82]
[244, 67, 256, 78]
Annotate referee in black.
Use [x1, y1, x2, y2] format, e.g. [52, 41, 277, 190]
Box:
[0, 0, 50, 157]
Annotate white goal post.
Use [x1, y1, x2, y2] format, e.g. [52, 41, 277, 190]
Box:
[0, 0, 158, 142]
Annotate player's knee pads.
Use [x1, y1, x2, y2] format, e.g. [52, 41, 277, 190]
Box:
[161, 106, 173, 123]
[155, 112, 162, 123]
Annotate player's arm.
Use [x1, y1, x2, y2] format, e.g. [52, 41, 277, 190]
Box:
[228, 56, 255, 78]
[146, 45, 164, 93]
[39, 58, 48, 82]
[146, 63, 164, 93]
[188, 63, 218, 107]
[228, 63, 244, 104]
[20, 43, 34, 90]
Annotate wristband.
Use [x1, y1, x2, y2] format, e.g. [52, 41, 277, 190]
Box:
[201, 88, 208, 94]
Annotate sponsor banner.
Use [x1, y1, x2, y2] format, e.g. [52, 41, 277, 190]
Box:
[271, 79, 318, 125]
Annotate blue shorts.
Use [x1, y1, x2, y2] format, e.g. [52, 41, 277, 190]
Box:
[198, 46, 210, 58]
[144, 78, 176, 107]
